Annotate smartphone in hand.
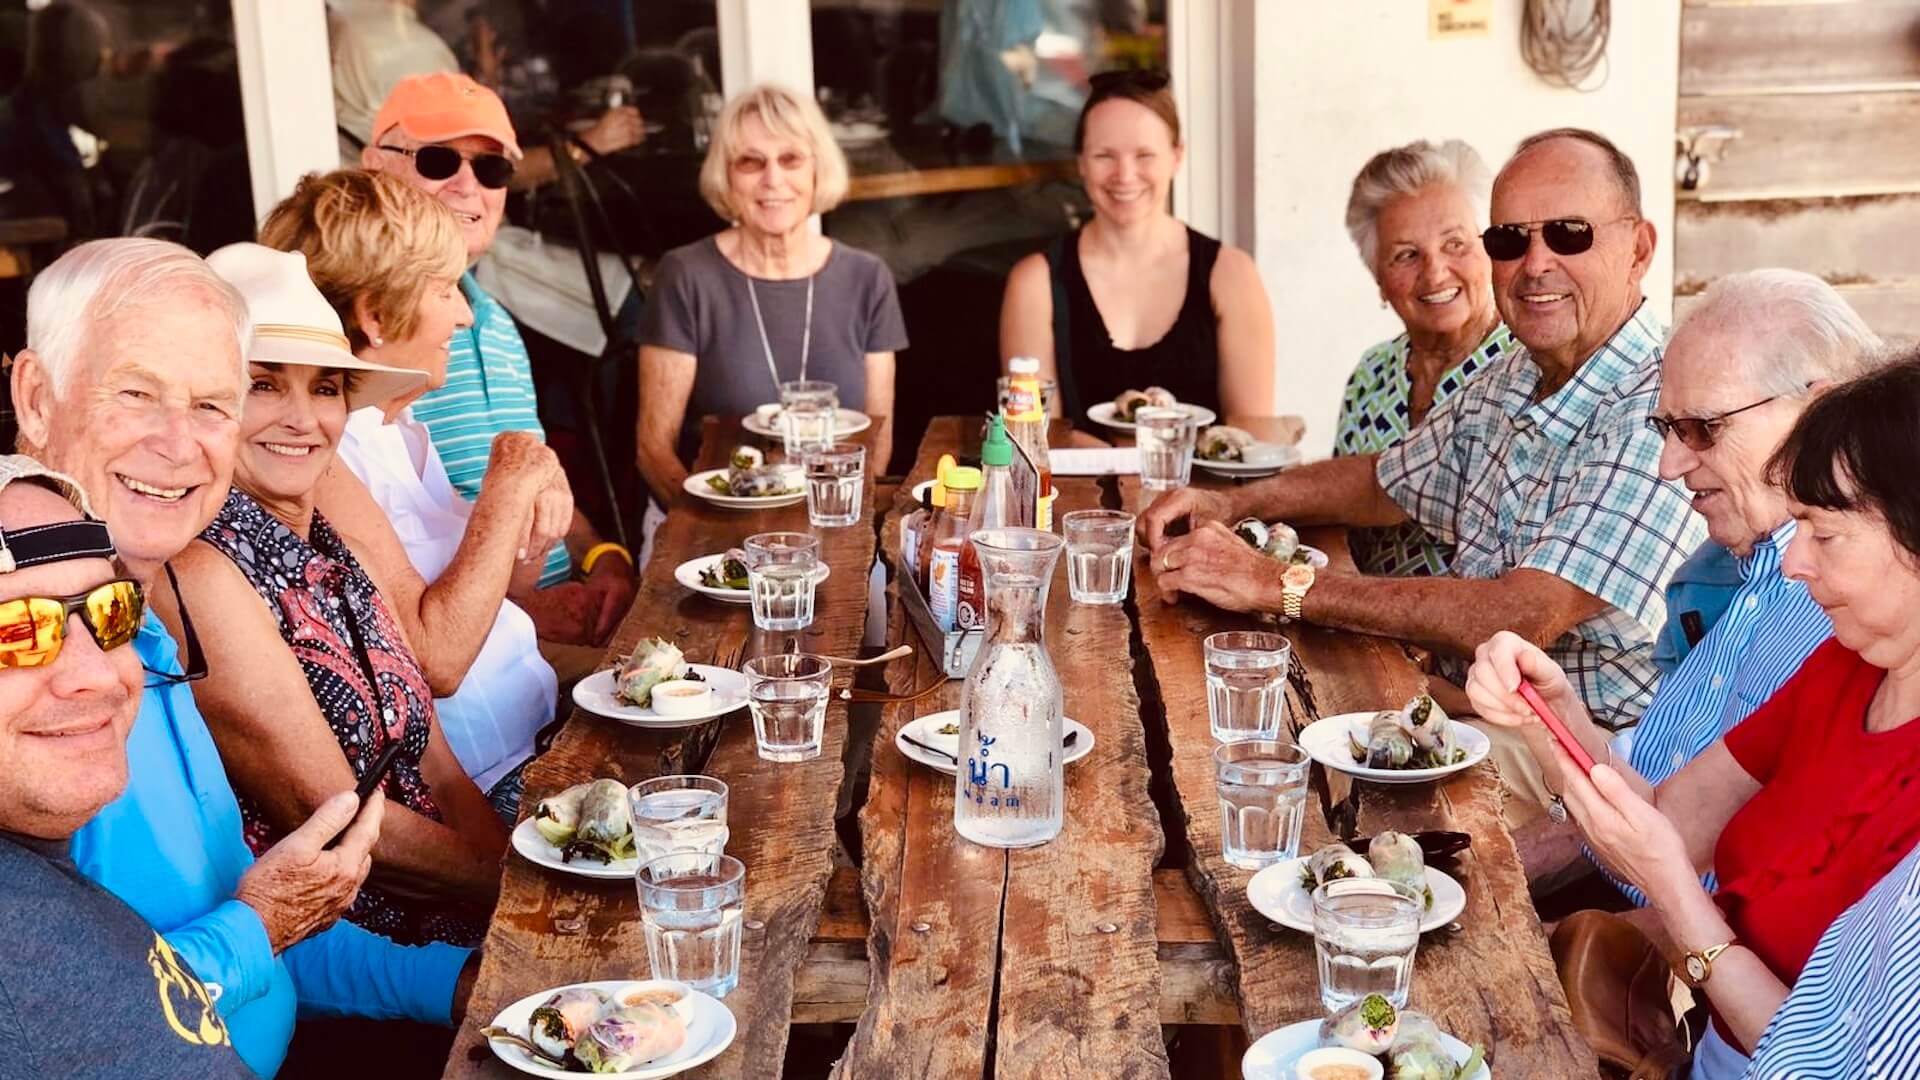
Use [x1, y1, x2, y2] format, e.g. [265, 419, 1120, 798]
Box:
[326, 741, 402, 850]
[1517, 681, 1597, 774]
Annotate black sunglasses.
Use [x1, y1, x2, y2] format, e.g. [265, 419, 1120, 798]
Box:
[1089, 68, 1171, 94]
[143, 563, 206, 689]
[379, 144, 515, 190]
[1481, 216, 1635, 261]
[1646, 395, 1779, 452]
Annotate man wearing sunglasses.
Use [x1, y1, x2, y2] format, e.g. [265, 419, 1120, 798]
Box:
[362, 73, 636, 655]
[0, 456, 252, 1078]
[11, 239, 476, 1077]
[1142, 128, 1702, 806]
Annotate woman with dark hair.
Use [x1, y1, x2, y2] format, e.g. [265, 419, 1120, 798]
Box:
[1462, 348, 1920, 1078]
[999, 69, 1275, 426]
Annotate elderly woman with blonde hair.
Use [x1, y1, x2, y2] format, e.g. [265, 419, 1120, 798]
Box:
[634, 82, 908, 505]
[1335, 139, 1514, 578]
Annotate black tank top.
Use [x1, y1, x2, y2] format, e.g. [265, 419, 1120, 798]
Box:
[1047, 224, 1223, 426]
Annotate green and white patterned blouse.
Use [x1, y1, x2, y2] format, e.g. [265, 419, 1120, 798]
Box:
[1333, 323, 1515, 577]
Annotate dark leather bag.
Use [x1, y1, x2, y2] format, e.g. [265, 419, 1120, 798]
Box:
[1550, 910, 1696, 1080]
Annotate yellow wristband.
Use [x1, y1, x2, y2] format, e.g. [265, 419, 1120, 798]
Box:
[580, 541, 632, 576]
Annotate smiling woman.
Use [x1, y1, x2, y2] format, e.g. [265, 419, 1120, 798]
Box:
[999, 70, 1276, 430]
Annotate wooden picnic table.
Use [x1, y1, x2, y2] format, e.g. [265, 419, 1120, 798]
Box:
[444, 414, 1596, 1079]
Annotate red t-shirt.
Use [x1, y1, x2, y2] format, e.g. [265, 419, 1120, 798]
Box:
[1715, 639, 1920, 990]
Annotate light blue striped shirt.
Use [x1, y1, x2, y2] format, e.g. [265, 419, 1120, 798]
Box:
[410, 272, 570, 588]
[1597, 520, 1832, 905]
[1745, 838, 1920, 1079]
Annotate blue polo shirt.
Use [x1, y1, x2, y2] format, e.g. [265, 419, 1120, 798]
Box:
[409, 272, 570, 587]
[70, 612, 469, 1076]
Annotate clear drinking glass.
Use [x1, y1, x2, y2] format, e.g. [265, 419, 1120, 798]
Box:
[996, 374, 1056, 417]
[628, 775, 730, 865]
[779, 379, 838, 457]
[743, 531, 820, 631]
[1212, 740, 1309, 870]
[954, 528, 1067, 848]
[1313, 878, 1423, 1011]
[1062, 509, 1135, 605]
[1135, 406, 1197, 491]
[1204, 631, 1292, 742]
[744, 653, 832, 762]
[638, 852, 746, 997]
[804, 443, 866, 528]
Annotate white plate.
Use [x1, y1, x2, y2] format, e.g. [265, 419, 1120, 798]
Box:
[510, 817, 638, 880]
[572, 665, 749, 727]
[831, 121, 889, 148]
[683, 468, 807, 509]
[1242, 1020, 1489, 1080]
[1196, 443, 1302, 478]
[1298, 712, 1491, 785]
[1246, 857, 1466, 935]
[486, 979, 736, 1079]
[894, 710, 1094, 776]
[673, 554, 830, 605]
[1294, 545, 1330, 570]
[1086, 400, 1218, 433]
[739, 407, 873, 440]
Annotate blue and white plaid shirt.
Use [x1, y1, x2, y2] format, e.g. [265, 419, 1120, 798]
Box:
[1376, 302, 1706, 730]
[1745, 838, 1920, 1079]
[1597, 521, 1832, 905]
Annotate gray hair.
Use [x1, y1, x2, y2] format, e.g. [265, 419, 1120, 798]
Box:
[25, 238, 251, 394]
[1673, 269, 1885, 399]
[1344, 139, 1493, 275]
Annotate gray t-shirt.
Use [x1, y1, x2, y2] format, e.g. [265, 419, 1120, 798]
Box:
[641, 235, 909, 460]
[0, 831, 257, 1079]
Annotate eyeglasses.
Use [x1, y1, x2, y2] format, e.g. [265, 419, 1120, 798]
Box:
[1089, 68, 1171, 94]
[0, 579, 144, 670]
[1481, 216, 1635, 261]
[1646, 395, 1779, 451]
[378, 144, 515, 190]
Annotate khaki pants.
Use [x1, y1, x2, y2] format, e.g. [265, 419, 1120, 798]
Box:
[1467, 719, 1553, 831]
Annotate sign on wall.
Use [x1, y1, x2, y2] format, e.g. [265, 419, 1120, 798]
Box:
[1429, 0, 1493, 39]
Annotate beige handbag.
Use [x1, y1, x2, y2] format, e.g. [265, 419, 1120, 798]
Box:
[1549, 910, 1698, 1080]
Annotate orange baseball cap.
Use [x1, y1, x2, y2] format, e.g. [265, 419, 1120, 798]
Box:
[370, 72, 523, 160]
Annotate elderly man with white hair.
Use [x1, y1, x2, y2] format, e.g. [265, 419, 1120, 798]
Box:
[8, 238, 474, 1078]
[1500, 268, 1883, 895]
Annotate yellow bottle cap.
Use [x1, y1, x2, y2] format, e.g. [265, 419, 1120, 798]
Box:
[931, 453, 958, 507]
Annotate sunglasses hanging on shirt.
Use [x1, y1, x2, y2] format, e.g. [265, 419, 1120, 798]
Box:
[380, 144, 516, 190]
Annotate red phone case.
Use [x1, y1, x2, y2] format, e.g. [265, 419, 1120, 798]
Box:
[1517, 681, 1597, 774]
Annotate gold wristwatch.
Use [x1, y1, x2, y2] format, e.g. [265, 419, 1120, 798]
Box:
[1278, 563, 1315, 623]
[1677, 939, 1738, 988]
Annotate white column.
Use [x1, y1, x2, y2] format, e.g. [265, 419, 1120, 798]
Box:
[1169, 0, 1255, 250]
[716, 0, 816, 97]
[232, 0, 340, 224]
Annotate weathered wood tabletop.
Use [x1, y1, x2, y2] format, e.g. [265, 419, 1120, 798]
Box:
[444, 414, 1596, 1080]
[442, 417, 883, 1079]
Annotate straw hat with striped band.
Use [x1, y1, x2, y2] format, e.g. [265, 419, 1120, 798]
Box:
[205, 243, 426, 411]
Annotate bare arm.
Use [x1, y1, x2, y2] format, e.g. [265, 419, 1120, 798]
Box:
[999, 253, 1060, 417]
[164, 543, 506, 905]
[315, 446, 551, 696]
[1305, 566, 1609, 662]
[1211, 245, 1276, 420]
[864, 351, 895, 467]
[637, 345, 697, 506]
[1141, 453, 1406, 552]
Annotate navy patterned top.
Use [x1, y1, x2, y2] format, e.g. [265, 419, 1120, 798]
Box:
[198, 490, 484, 947]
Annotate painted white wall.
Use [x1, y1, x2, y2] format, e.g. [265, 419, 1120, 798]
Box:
[1247, 0, 1680, 456]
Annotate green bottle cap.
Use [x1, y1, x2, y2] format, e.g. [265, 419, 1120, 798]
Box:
[980, 414, 1013, 467]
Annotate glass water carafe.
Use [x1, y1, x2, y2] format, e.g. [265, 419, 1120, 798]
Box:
[954, 527, 1066, 848]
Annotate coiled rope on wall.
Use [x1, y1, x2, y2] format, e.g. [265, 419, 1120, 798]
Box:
[1521, 0, 1611, 92]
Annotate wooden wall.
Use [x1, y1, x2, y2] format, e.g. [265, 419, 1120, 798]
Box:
[1676, 0, 1920, 340]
